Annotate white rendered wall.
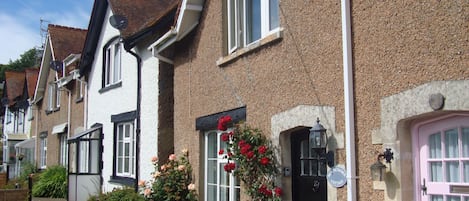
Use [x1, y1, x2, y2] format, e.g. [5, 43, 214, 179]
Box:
[86, 7, 159, 192]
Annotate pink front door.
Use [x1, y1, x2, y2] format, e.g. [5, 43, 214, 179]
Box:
[415, 115, 469, 201]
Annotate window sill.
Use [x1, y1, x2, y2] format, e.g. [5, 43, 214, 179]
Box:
[45, 107, 60, 115]
[75, 97, 83, 103]
[99, 82, 122, 94]
[216, 28, 284, 66]
[109, 176, 136, 186]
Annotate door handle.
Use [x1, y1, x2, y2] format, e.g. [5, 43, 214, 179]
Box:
[421, 178, 427, 195]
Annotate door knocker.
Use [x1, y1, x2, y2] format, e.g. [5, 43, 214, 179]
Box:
[312, 180, 320, 192]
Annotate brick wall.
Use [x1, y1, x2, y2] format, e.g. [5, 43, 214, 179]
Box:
[0, 173, 6, 189]
[0, 189, 28, 201]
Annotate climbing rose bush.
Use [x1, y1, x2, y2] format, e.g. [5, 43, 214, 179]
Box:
[218, 116, 282, 201]
[139, 149, 197, 201]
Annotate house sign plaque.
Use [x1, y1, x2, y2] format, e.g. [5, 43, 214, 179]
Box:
[327, 166, 347, 188]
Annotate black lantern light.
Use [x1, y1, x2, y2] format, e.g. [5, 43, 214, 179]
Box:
[309, 118, 327, 149]
[370, 148, 394, 181]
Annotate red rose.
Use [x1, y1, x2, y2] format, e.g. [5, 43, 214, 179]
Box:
[240, 144, 251, 155]
[260, 157, 270, 165]
[227, 152, 233, 157]
[218, 149, 224, 155]
[258, 185, 267, 193]
[274, 187, 282, 196]
[224, 162, 236, 172]
[246, 151, 254, 159]
[238, 140, 246, 147]
[217, 116, 232, 131]
[258, 145, 267, 154]
[221, 133, 230, 142]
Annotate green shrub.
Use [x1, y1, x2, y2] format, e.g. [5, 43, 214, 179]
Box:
[87, 188, 145, 201]
[32, 165, 67, 198]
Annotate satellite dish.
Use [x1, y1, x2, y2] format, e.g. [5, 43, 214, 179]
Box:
[109, 15, 128, 30]
[50, 60, 63, 71]
[1, 97, 9, 106]
[17, 99, 29, 110]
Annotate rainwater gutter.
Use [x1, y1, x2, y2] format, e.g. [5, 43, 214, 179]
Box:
[341, 0, 357, 200]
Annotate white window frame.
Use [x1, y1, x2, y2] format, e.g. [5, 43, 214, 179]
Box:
[76, 79, 84, 100]
[59, 134, 68, 166]
[56, 85, 61, 108]
[104, 41, 122, 87]
[115, 122, 135, 177]
[204, 130, 240, 201]
[227, 0, 280, 54]
[40, 137, 47, 169]
[47, 83, 55, 110]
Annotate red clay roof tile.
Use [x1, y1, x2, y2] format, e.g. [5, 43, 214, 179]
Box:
[48, 24, 87, 62]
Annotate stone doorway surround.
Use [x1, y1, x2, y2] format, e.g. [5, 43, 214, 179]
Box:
[372, 80, 469, 201]
[271, 105, 343, 201]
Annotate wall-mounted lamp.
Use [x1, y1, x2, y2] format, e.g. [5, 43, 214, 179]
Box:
[370, 148, 394, 181]
[309, 118, 335, 168]
[309, 118, 327, 149]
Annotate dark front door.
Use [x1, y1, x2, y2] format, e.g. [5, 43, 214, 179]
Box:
[291, 128, 327, 201]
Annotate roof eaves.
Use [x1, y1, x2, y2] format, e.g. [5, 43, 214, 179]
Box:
[79, 0, 109, 77]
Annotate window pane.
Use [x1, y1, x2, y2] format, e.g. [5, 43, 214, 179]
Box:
[220, 163, 229, 185]
[463, 128, 469, 157]
[113, 43, 121, 83]
[118, 125, 124, 140]
[125, 143, 130, 157]
[269, 0, 279, 30]
[431, 195, 443, 201]
[207, 185, 217, 201]
[445, 129, 459, 158]
[447, 196, 461, 201]
[430, 162, 443, 182]
[228, 0, 238, 51]
[124, 158, 129, 172]
[118, 158, 122, 173]
[105, 48, 111, 85]
[235, 188, 240, 201]
[446, 161, 460, 182]
[125, 124, 130, 138]
[301, 140, 308, 158]
[429, 133, 441, 159]
[245, 0, 261, 44]
[319, 159, 327, 176]
[464, 161, 469, 182]
[220, 186, 229, 201]
[311, 160, 318, 176]
[207, 160, 217, 183]
[207, 132, 217, 158]
[301, 160, 309, 176]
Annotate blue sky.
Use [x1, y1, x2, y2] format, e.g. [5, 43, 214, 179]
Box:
[0, 0, 94, 64]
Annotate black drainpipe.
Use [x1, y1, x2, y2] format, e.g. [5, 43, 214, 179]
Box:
[125, 47, 142, 192]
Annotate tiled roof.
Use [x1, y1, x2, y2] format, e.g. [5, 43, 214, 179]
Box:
[4, 71, 26, 106]
[108, 0, 179, 39]
[25, 68, 39, 98]
[48, 24, 87, 62]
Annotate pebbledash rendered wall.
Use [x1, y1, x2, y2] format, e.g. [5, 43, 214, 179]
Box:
[171, 1, 468, 201]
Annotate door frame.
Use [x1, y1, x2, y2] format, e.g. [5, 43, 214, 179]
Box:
[411, 113, 469, 201]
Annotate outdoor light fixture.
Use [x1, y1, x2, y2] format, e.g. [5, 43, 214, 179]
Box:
[309, 118, 335, 168]
[309, 118, 327, 149]
[370, 148, 394, 181]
